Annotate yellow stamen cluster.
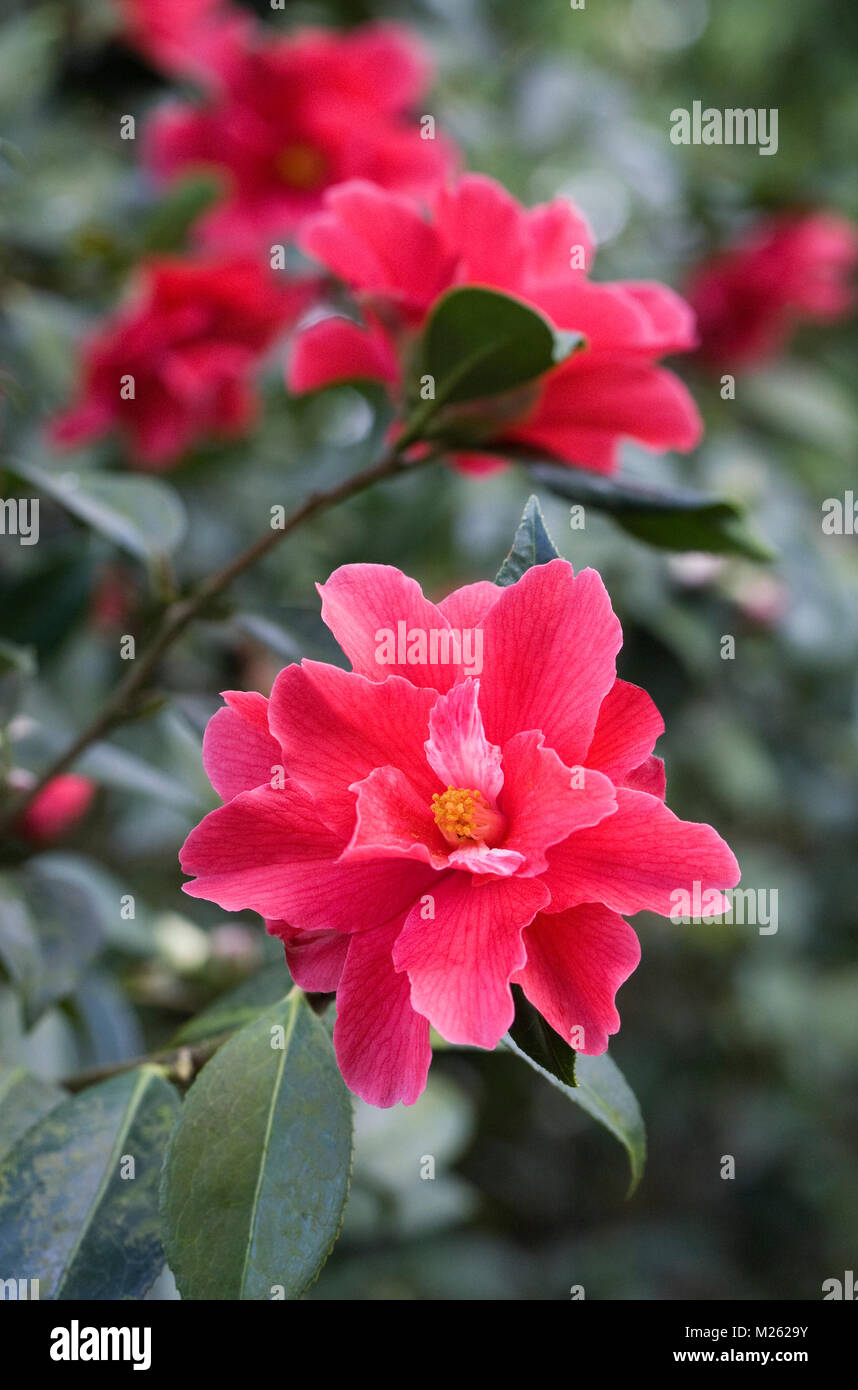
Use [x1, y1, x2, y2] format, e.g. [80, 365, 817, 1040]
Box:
[432, 786, 485, 841]
[275, 143, 327, 190]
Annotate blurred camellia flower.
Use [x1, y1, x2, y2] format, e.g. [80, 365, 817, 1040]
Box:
[687, 211, 858, 368]
[143, 19, 457, 251]
[289, 175, 703, 476]
[51, 258, 306, 468]
[115, 0, 252, 85]
[16, 774, 96, 844]
[180, 560, 739, 1107]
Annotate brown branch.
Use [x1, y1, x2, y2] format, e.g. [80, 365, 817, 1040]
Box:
[1, 444, 427, 833]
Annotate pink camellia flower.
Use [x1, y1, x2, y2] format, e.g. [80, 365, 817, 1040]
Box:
[180, 560, 739, 1107]
[17, 775, 96, 844]
[288, 175, 703, 477]
[51, 258, 307, 468]
[145, 22, 457, 251]
[687, 212, 858, 368]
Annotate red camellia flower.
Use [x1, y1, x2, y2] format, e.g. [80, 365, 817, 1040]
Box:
[144, 21, 457, 250]
[180, 560, 739, 1107]
[288, 175, 703, 477]
[51, 258, 306, 468]
[18, 775, 96, 844]
[687, 211, 858, 368]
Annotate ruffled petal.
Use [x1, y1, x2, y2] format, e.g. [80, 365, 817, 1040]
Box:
[478, 560, 622, 765]
[334, 916, 432, 1107]
[542, 788, 740, 917]
[513, 904, 640, 1054]
[393, 873, 550, 1047]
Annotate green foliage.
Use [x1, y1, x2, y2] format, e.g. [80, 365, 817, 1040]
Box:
[0, 1067, 180, 1299]
[161, 993, 353, 1300]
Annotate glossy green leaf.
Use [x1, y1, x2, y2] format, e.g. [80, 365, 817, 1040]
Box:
[0, 1066, 181, 1298]
[171, 965, 291, 1047]
[161, 991, 353, 1300]
[507, 984, 577, 1087]
[0, 1065, 64, 1164]
[504, 1031, 646, 1195]
[413, 286, 582, 411]
[495, 494, 563, 585]
[0, 638, 36, 724]
[531, 464, 774, 560]
[5, 458, 187, 562]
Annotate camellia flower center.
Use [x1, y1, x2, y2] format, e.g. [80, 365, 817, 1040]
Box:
[431, 786, 506, 848]
[275, 142, 328, 190]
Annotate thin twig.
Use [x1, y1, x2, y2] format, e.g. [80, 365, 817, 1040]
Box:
[1, 444, 426, 833]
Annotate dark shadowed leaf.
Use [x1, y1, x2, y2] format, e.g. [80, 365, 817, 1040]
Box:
[161, 991, 352, 1300]
[495, 494, 563, 585]
[508, 985, 577, 1087]
[504, 1031, 646, 1195]
[0, 1066, 180, 1298]
[530, 464, 774, 560]
[0, 1065, 64, 1164]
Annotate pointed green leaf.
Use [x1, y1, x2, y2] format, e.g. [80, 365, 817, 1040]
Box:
[505, 1031, 646, 1195]
[412, 286, 582, 412]
[0, 1065, 64, 1164]
[0, 1066, 181, 1298]
[161, 991, 353, 1300]
[5, 458, 187, 562]
[531, 464, 774, 560]
[495, 494, 563, 586]
[507, 985, 577, 1087]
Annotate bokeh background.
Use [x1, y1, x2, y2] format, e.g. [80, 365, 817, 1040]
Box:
[1, 0, 857, 1299]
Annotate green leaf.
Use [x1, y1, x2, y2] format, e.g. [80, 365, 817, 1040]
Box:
[138, 175, 222, 255]
[495, 494, 563, 585]
[0, 638, 36, 724]
[5, 459, 187, 562]
[531, 464, 774, 560]
[161, 991, 353, 1300]
[0, 1065, 64, 1165]
[171, 965, 291, 1047]
[412, 286, 582, 413]
[507, 985, 577, 1087]
[504, 1031, 646, 1195]
[0, 1066, 181, 1298]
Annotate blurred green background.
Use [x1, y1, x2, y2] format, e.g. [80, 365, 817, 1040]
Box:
[1, 0, 856, 1299]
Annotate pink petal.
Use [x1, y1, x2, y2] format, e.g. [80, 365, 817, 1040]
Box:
[523, 198, 595, 280]
[202, 695, 281, 802]
[617, 281, 699, 354]
[317, 563, 467, 690]
[513, 904, 641, 1054]
[345, 764, 450, 869]
[478, 560, 622, 766]
[437, 579, 503, 630]
[542, 788, 740, 917]
[180, 781, 433, 930]
[624, 755, 666, 800]
[288, 315, 399, 394]
[512, 359, 703, 464]
[268, 922, 349, 992]
[268, 661, 437, 839]
[334, 916, 432, 1107]
[434, 174, 527, 290]
[299, 180, 452, 311]
[584, 679, 664, 785]
[499, 730, 617, 876]
[393, 873, 551, 1047]
[425, 679, 504, 804]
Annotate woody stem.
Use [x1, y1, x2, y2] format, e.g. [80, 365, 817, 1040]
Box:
[0, 444, 430, 834]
